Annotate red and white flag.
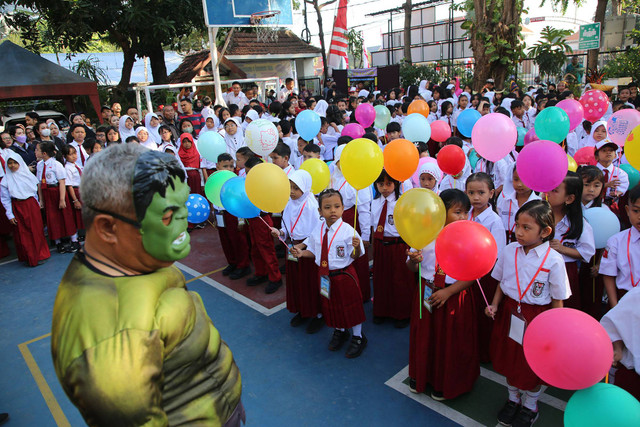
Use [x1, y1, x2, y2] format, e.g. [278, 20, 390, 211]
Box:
[328, 0, 348, 70]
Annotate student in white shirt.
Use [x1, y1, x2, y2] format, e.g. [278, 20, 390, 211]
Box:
[510, 100, 531, 130]
[268, 142, 295, 176]
[496, 164, 541, 244]
[224, 82, 250, 109]
[67, 124, 90, 168]
[63, 145, 84, 233]
[595, 139, 629, 201]
[223, 117, 246, 160]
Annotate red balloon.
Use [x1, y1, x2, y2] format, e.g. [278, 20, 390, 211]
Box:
[574, 146, 597, 166]
[436, 144, 466, 175]
[435, 220, 498, 281]
[580, 89, 609, 122]
[430, 120, 451, 143]
[524, 308, 613, 390]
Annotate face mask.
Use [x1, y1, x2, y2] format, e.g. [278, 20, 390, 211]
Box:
[41, 128, 51, 137]
[16, 135, 27, 144]
[184, 126, 193, 134]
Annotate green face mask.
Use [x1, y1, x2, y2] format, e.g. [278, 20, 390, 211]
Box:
[139, 176, 191, 261]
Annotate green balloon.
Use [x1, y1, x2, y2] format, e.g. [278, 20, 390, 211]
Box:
[204, 170, 236, 209]
[468, 149, 479, 170]
[374, 105, 391, 129]
[516, 126, 527, 147]
[564, 383, 640, 427]
[620, 164, 640, 189]
[534, 106, 570, 143]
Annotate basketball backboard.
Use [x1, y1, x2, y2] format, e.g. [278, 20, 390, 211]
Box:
[203, 0, 294, 27]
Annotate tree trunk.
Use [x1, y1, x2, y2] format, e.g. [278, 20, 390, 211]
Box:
[403, 0, 412, 64]
[588, 0, 608, 72]
[117, 43, 136, 92]
[148, 41, 168, 84]
[311, 0, 330, 82]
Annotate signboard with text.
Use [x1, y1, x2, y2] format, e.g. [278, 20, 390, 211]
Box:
[579, 23, 601, 50]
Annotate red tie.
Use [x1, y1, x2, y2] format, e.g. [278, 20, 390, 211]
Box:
[41, 163, 47, 184]
[434, 264, 446, 289]
[78, 145, 85, 166]
[603, 169, 609, 199]
[374, 200, 388, 240]
[0, 156, 5, 173]
[75, 165, 82, 177]
[319, 228, 330, 276]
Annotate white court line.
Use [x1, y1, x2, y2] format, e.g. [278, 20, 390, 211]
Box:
[0, 258, 18, 266]
[175, 262, 286, 317]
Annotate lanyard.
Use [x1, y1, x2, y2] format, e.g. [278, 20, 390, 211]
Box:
[514, 246, 551, 312]
[320, 221, 345, 257]
[289, 200, 308, 234]
[507, 200, 515, 232]
[626, 230, 640, 288]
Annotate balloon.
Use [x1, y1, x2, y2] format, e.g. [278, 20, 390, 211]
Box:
[245, 119, 279, 157]
[300, 158, 330, 194]
[411, 157, 438, 187]
[567, 154, 578, 172]
[608, 109, 640, 147]
[394, 188, 446, 249]
[186, 194, 211, 224]
[523, 128, 539, 146]
[401, 113, 431, 143]
[456, 108, 481, 138]
[523, 308, 613, 390]
[564, 383, 640, 427]
[620, 163, 640, 189]
[407, 99, 430, 118]
[383, 139, 419, 182]
[584, 207, 621, 248]
[557, 98, 585, 131]
[197, 131, 226, 162]
[245, 162, 290, 213]
[574, 146, 597, 166]
[580, 89, 609, 122]
[220, 177, 260, 218]
[516, 140, 568, 192]
[468, 149, 479, 170]
[295, 110, 322, 141]
[472, 113, 517, 162]
[204, 170, 236, 208]
[437, 144, 466, 176]
[516, 126, 527, 147]
[435, 221, 498, 281]
[374, 104, 391, 129]
[340, 138, 384, 189]
[534, 106, 570, 143]
[355, 103, 376, 128]
[342, 123, 365, 139]
[430, 120, 451, 143]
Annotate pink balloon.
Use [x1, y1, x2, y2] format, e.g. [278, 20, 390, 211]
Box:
[523, 128, 539, 146]
[355, 103, 376, 128]
[430, 120, 451, 143]
[471, 113, 517, 162]
[516, 140, 568, 192]
[557, 99, 585, 131]
[574, 146, 597, 166]
[342, 123, 365, 139]
[607, 109, 640, 147]
[411, 156, 437, 187]
[580, 89, 609, 122]
[523, 308, 613, 390]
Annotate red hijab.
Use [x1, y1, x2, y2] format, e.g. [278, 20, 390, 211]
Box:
[178, 133, 200, 168]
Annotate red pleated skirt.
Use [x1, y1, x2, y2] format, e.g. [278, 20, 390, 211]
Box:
[615, 365, 640, 401]
[12, 198, 50, 266]
[342, 206, 371, 302]
[42, 185, 76, 241]
[563, 261, 581, 309]
[321, 264, 366, 329]
[70, 187, 84, 230]
[286, 256, 321, 318]
[490, 296, 549, 390]
[186, 169, 204, 195]
[409, 278, 479, 398]
[579, 254, 605, 319]
[0, 196, 12, 258]
[372, 237, 414, 319]
[474, 273, 499, 363]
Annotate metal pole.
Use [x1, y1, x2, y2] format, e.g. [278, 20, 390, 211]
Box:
[389, 12, 394, 65]
[135, 89, 142, 120]
[208, 27, 228, 107]
[448, 1, 453, 76]
[144, 87, 153, 113]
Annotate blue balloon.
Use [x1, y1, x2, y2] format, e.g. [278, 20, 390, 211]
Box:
[457, 109, 482, 138]
[401, 113, 431, 142]
[220, 177, 260, 219]
[584, 207, 621, 249]
[197, 131, 227, 162]
[186, 194, 211, 224]
[295, 109, 322, 141]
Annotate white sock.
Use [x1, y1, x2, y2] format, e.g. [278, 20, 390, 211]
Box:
[523, 389, 541, 412]
[337, 328, 345, 332]
[54, 239, 61, 244]
[317, 313, 323, 318]
[507, 385, 520, 403]
[71, 233, 78, 243]
[352, 324, 362, 337]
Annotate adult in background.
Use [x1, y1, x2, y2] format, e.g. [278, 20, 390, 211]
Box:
[111, 102, 122, 118]
[278, 78, 296, 103]
[178, 98, 204, 137]
[126, 106, 141, 125]
[161, 104, 180, 141]
[25, 111, 39, 128]
[100, 106, 113, 123]
[224, 82, 250, 109]
[8, 126, 36, 170]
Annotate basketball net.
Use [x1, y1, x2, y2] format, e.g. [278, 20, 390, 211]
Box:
[251, 11, 280, 43]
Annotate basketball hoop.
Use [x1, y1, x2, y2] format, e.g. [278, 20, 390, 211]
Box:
[250, 10, 281, 43]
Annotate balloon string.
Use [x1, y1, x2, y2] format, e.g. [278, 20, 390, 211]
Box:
[593, 277, 596, 304]
[476, 279, 494, 320]
[418, 262, 422, 320]
[352, 193, 358, 255]
[258, 215, 289, 247]
[605, 372, 609, 384]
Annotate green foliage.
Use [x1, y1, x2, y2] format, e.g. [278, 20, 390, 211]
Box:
[70, 55, 110, 85]
[602, 29, 640, 81]
[346, 29, 364, 68]
[399, 60, 473, 87]
[528, 26, 573, 80]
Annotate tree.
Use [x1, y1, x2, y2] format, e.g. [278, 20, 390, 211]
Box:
[346, 29, 364, 68]
[403, 0, 412, 64]
[306, 0, 337, 83]
[602, 29, 640, 81]
[528, 26, 573, 82]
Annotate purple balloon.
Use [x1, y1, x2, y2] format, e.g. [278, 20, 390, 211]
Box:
[516, 140, 569, 192]
[557, 99, 584, 131]
[342, 123, 365, 139]
[355, 103, 376, 128]
[523, 128, 539, 146]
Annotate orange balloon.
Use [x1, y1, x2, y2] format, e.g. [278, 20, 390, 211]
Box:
[383, 139, 420, 182]
[408, 100, 430, 119]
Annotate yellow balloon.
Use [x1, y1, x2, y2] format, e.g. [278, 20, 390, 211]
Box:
[300, 158, 330, 194]
[567, 154, 578, 172]
[340, 138, 384, 190]
[245, 162, 290, 213]
[394, 188, 446, 249]
[626, 124, 640, 171]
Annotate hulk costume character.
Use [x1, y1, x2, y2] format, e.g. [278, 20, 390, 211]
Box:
[51, 145, 244, 426]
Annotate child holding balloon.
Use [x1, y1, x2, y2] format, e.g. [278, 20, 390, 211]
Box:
[438, 137, 471, 192]
[486, 200, 570, 427]
[406, 189, 479, 400]
[497, 165, 541, 244]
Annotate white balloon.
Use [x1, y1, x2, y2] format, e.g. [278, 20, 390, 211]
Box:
[245, 119, 279, 157]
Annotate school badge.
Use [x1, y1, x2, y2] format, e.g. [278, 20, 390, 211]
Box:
[532, 281, 545, 297]
[336, 245, 345, 258]
[321, 260, 328, 267]
[376, 225, 384, 232]
[603, 248, 609, 258]
[562, 241, 576, 248]
[387, 214, 394, 225]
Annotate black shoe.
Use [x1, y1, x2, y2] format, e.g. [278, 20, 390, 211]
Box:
[290, 313, 305, 327]
[394, 318, 410, 329]
[222, 264, 236, 276]
[328, 329, 350, 351]
[56, 243, 67, 253]
[512, 407, 539, 427]
[69, 241, 81, 253]
[0, 413, 8, 425]
[431, 390, 446, 401]
[306, 316, 325, 334]
[265, 279, 282, 294]
[229, 267, 251, 280]
[373, 316, 385, 324]
[345, 333, 367, 358]
[246, 275, 268, 286]
[409, 378, 417, 394]
[497, 400, 521, 426]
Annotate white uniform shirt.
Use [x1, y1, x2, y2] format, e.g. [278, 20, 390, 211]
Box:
[281, 196, 320, 241]
[494, 151, 518, 190]
[331, 173, 372, 241]
[408, 242, 455, 285]
[371, 194, 399, 238]
[497, 191, 541, 236]
[37, 158, 66, 185]
[469, 206, 507, 259]
[304, 218, 365, 270]
[511, 113, 532, 130]
[282, 164, 295, 176]
[554, 215, 596, 263]
[596, 163, 629, 198]
[439, 157, 472, 191]
[601, 287, 640, 372]
[492, 241, 571, 305]
[599, 228, 640, 291]
[224, 92, 249, 109]
[64, 162, 82, 187]
[69, 141, 89, 169]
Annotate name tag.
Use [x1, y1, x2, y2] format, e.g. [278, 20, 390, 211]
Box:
[287, 244, 298, 262]
[422, 282, 433, 313]
[216, 214, 225, 227]
[509, 313, 526, 345]
[320, 275, 330, 299]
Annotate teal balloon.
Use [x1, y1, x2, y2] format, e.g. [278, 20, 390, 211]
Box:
[374, 105, 391, 129]
[401, 113, 431, 142]
[457, 109, 481, 138]
[468, 149, 479, 169]
[220, 177, 260, 219]
[534, 106, 570, 143]
[516, 126, 527, 147]
[295, 109, 322, 141]
[197, 131, 227, 162]
[564, 383, 640, 427]
[204, 170, 236, 208]
[620, 163, 640, 189]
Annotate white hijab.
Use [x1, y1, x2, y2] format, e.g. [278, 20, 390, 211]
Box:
[284, 170, 319, 239]
[418, 80, 432, 100]
[416, 161, 442, 192]
[118, 115, 136, 140]
[584, 120, 608, 148]
[136, 126, 157, 150]
[1, 151, 38, 199]
[223, 117, 246, 159]
[144, 112, 162, 144]
[314, 100, 329, 118]
[601, 287, 640, 373]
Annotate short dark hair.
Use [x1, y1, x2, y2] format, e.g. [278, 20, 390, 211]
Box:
[444, 136, 463, 148]
[440, 189, 471, 212]
[101, 106, 112, 113]
[279, 119, 291, 135]
[245, 156, 262, 169]
[515, 200, 555, 242]
[272, 141, 291, 158]
[231, 81, 241, 86]
[285, 77, 294, 84]
[26, 111, 40, 120]
[217, 153, 233, 163]
[337, 135, 353, 146]
[415, 141, 429, 155]
[302, 143, 321, 154]
[180, 97, 193, 104]
[236, 146, 254, 159]
[510, 100, 524, 110]
[318, 188, 343, 206]
[386, 122, 401, 133]
[83, 138, 100, 154]
[125, 136, 140, 143]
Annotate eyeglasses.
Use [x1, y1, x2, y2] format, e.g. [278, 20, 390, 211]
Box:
[87, 205, 141, 229]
